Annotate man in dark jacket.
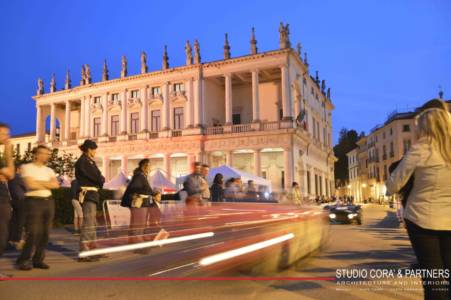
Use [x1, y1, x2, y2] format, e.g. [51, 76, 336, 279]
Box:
[75, 140, 105, 262]
[184, 162, 202, 197]
[8, 163, 27, 250]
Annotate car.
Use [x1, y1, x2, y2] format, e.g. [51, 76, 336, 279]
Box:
[323, 204, 362, 225]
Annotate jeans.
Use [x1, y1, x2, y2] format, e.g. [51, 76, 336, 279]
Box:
[80, 200, 97, 244]
[9, 198, 26, 242]
[405, 218, 451, 300]
[17, 197, 54, 264]
[0, 202, 12, 256]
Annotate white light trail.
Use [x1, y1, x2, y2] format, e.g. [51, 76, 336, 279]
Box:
[79, 232, 214, 258]
[198, 233, 294, 266]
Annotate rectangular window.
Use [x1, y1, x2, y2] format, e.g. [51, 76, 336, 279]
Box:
[232, 113, 241, 125]
[130, 112, 139, 134]
[307, 171, 311, 194]
[151, 110, 161, 132]
[151, 87, 161, 96]
[130, 90, 140, 98]
[93, 117, 101, 137]
[279, 108, 283, 120]
[111, 115, 119, 136]
[111, 93, 119, 101]
[173, 83, 184, 92]
[319, 176, 323, 196]
[383, 165, 388, 180]
[16, 144, 20, 155]
[390, 142, 394, 157]
[262, 171, 267, 179]
[402, 124, 411, 132]
[403, 139, 411, 154]
[94, 96, 101, 104]
[325, 179, 329, 197]
[27, 142, 31, 152]
[390, 127, 393, 135]
[281, 171, 285, 189]
[314, 174, 318, 196]
[173, 107, 184, 129]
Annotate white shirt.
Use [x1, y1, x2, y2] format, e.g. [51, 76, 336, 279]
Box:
[22, 162, 57, 198]
[386, 138, 451, 230]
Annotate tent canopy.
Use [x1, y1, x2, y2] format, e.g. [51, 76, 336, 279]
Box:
[104, 170, 129, 190]
[149, 169, 176, 192]
[175, 165, 272, 191]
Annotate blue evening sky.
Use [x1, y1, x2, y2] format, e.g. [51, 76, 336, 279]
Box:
[0, 0, 450, 144]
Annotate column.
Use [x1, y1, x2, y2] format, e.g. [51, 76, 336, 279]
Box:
[79, 99, 85, 138]
[102, 94, 108, 136]
[281, 65, 292, 120]
[284, 148, 294, 190]
[251, 70, 260, 122]
[225, 151, 233, 167]
[186, 79, 194, 127]
[163, 153, 171, 180]
[36, 105, 44, 143]
[187, 153, 196, 170]
[193, 78, 201, 127]
[140, 87, 148, 132]
[224, 74, 233, 124]
[120, 155, 128, 174]
[120, 90, 128, 135]
[102, 156, 110, 181]
[84, 96, 91, 138]
[64, 100, 71, 140]
[253, 149, 261, 177]
[161, 83, 170, 130]
[49, 103, 56, 141]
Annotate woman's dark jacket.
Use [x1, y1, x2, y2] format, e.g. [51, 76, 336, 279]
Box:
[121, 169, 155, 208]
[74, 154, 105, 204]
[210, 183, 224, 202]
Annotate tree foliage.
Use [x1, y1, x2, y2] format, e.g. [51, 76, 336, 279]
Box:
[333, 128, 362, 187]
[13, 148, 76, 177]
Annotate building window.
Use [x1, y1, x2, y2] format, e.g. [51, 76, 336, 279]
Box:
[319, 176, 323, 196]
[173, 107, 184, 129]
[314, 174, 318, 196]
[93, 96, 101, 104]
[151, 87, 161, 96]
[111, 93, 119, 101]
[16, 144, 20, 155]
[279, 108, 283, 120]
[390, 142, 394, 157]
[173, 83, 184, 92]
[232, 113, 241, 125]
[382, 145, 387, 160]
[130, 112, 139, 134]
[151, 110, 161, 132]
[390, 127, 393, 135]
[93, 117, 101, 137]
[383, 165, 388, 181]
[281, 171, 285, 189]
[261, 171, 267, 179]
[27, 142, 31, 152]
[111, 115, 119, 136]
[307, 171, 311, 194]
[130, 90, 139, 99]
[402, 124, 410, 132]
[403, 139, 411, 154]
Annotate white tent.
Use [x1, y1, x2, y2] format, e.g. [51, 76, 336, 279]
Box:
[207, 165, 272, 191]
[175, 165, 272, 192]
[149, 169, 177, 192]
[104, 170, 129, 190]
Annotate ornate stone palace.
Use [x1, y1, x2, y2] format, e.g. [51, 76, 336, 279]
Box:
[33, 23, 336, 195]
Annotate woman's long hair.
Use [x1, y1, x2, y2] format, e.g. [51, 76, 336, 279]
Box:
[416, 108, 451, 164]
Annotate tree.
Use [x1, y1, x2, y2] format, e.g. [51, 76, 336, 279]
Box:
[14, 148, 76, 177]
[333, 128, 361, 188]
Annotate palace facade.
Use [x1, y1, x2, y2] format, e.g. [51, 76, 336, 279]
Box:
[33, 24, 335, 195]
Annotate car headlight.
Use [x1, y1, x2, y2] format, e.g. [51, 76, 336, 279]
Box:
[347, 214, 355, 219]
[329, 213, 336, 219]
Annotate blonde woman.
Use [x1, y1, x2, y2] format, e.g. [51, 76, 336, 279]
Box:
[386, 105, 451, 300]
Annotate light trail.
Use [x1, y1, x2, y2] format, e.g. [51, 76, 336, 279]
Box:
[79, 232, 214, 258]
[198, 233, 294, 266]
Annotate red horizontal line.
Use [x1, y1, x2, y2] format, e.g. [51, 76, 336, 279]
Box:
[1, 277, 336, 281]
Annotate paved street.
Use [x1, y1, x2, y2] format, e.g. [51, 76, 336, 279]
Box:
[0, 205, 423, 300]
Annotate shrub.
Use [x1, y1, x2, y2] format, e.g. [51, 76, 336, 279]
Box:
[51, 188, 115, 226]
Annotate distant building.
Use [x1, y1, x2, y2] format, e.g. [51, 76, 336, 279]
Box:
[0, 131, 49, 158]
[32, 24, 336, 195]
[346, 98, 450, 202]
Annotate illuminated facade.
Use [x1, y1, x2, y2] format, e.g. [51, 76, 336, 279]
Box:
[33, 24, 335, 195]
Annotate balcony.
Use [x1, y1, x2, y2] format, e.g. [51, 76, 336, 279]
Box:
[149, 132, 159, 139]
[171, 130, 182, 137]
